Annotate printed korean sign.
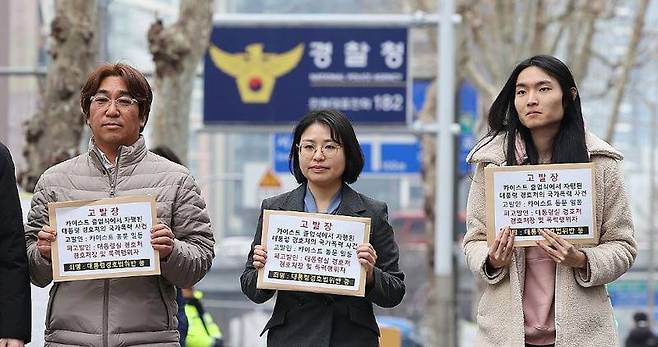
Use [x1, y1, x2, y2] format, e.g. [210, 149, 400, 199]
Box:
[485, 163, 597, 247]
[204, 26, 409, 125]
[257, 210, 371, 296]
[48, 196, 159, 281]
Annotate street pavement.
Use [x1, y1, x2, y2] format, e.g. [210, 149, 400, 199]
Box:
[29, 284, 49, 346]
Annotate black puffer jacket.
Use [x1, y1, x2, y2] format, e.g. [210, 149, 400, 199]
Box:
[0, 142, 31, 343]
[626, 326, 658, 347]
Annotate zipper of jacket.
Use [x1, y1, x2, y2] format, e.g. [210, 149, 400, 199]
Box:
[553, 265, 560, 344]
[109, 150, 121, 197]
[104, 150, 120, 345]
[90, 149, 120, 197]
[103, 279, 109, 347]
[90, 147, 121, 346]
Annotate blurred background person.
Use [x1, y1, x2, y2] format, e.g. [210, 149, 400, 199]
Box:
[181, 288, 223, 347]
[626, 312, 657, 347]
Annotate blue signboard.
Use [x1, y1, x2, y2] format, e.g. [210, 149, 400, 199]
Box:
[204, 26, 408, 124]
[458, 82, 478, 177]
[273, 133, 419, 175]
[608, 280, 658, 307]
[380, 143, 421, 173]
[273, 133, 293, 173]
[361, 143, 373, 174]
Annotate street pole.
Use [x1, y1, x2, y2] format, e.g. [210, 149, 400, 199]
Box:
[436, 0, 457, 346]
[648, 107, 656, 325]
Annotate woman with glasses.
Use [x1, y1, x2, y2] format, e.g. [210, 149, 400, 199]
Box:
[463, 55, 636, 347]
[240, 109, 405, 347]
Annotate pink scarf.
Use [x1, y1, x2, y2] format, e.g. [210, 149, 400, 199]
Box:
[514, 133, 528, 165]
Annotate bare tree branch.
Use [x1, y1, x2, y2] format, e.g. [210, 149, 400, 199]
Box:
[587, 78, 616, 99]
[464, 61, 497, 103]
[591, 50, 619, 69]
[570, 1, 604, 85]
[20, 0, 97, 191]
[148, 0, 213, 162]
[527, 0, 544, 55]
[547, 0, 576, 54]
[459, 4, 501, 83]
[605, 0, 650, 143]
[415, 0, 437, 54]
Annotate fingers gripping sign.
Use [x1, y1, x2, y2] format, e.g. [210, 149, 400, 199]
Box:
[150, 223, 175, 260]
[37, 225, 57, 260]
[252, 244, 268, 270]
[357, 243, 377, 285]
[487, 226, 515, 269]
[536, 228, 588, 268]
[0, 338, 25, 347]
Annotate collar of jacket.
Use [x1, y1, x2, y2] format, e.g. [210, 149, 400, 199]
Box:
[465, 130, 623, 165]
[281, 182, 367, 216]
[88, 135, 148, 172]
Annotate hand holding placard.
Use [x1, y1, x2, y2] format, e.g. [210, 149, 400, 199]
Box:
[256, 210, 371, 297]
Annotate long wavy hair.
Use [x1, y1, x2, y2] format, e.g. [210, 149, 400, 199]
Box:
[474, 55, 589, 165]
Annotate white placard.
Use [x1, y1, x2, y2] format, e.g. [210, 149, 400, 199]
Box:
[485, 163, 597, 247]
[257, 210, 371, 296]
[48, 196, 160, 281]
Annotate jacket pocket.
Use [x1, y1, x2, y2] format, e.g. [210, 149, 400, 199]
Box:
[157, 279, 173, 329]
[45, 283, 60, 330]
[348, 305, 380, 336]
[260, 309, 287, 336]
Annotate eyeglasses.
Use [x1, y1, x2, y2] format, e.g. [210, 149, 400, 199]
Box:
[297, 142, 342, 159]
[90, 95, 138, 109]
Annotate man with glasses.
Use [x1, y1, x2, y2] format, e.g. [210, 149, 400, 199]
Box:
[24, 63, 215, 346]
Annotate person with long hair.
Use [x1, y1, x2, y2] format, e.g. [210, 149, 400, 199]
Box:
[241, 109, 405, 347]
[463, 55, 636, 346]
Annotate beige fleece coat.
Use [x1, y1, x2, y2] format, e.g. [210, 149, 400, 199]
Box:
[463, 132, 636, 347]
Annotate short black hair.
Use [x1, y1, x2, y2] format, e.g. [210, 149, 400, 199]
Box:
[634, 312, 649, 322]
[151, 145, 183, 165]
[289, 109, 364, 184]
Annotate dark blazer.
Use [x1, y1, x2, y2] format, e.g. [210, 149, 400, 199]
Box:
[240, 183, 405, 347]
[0, 143, 31, 343]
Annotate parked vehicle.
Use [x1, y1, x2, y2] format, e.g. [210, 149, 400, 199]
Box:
[390, 210, 428, 249]
[377, 315, 423, 347]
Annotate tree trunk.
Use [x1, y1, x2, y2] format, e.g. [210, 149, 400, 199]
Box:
[418, 79, 440, 345]
[147, 0, 213, 163]
[20, 1, 98, 192]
